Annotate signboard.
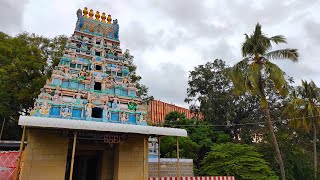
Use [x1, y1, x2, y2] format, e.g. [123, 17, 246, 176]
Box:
[65, 131, 128, 144]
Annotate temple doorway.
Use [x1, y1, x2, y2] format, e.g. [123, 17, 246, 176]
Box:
[64, 131, 130, 180]
[72, 154, 99, 180]
[65, 142, 116, 180]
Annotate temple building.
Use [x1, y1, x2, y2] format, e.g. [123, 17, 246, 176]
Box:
[17, 7, 187, 180]
[148, 100, 203, 124]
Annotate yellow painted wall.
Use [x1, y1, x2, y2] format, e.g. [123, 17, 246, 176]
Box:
[20, 129, 148, 180]
[114, 135, 148, 180]
[100, 149, 114, 180]
[20, 129, 69, 180]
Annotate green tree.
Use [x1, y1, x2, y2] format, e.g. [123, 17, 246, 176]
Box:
[284, 80, 320, 179]
[161, 111, 231, 174]
[16, 32, 68, 73]
[160, 136, 199, 161]
[257, 128, 314, 180]
[0, 32, 69, 140]
[185, 59, 263, 142]
[228, 23, 299, 179]
[163, 111, 187, 126]
[185, 59, 234, 126]
[0, 32, 48, 139]
[201, 143, 278, 179]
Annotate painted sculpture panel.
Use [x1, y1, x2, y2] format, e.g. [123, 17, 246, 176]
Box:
[30, 8, 147, 126]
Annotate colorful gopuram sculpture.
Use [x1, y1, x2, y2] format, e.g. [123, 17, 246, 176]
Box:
[30, 7, 147, 125]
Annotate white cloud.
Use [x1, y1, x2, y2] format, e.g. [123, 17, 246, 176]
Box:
[0, 0, 29, 34]
[1, 0, 320, 107]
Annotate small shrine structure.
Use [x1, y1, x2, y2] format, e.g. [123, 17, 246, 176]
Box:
[16, 7, 187, 180]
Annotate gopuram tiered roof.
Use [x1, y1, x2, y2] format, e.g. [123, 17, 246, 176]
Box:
[19, 7, 187, 137]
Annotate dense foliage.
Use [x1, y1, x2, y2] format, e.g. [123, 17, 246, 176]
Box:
[0, 32, 52, 139]
[185, 59, 234, 126]
[181, 23, 318, 179]
[162, 110, 318, 179]
[283, 80, 320, 179]
[161, 111, 230, 174]
[257, 127, 315, 180]
[185, 59, 263, 142]
[201, 143, 278, 179]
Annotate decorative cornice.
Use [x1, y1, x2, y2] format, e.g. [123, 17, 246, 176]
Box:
[19, 116, 188, 137]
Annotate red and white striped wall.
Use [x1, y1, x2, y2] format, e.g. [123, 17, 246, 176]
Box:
[148, 100, 204, 124]
[149, 177, 235, 180]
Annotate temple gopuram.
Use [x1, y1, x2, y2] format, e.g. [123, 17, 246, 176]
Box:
[16, 7, 187, 180]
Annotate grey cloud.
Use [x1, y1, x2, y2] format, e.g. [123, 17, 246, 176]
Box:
[224, 0, 317, 27]
[198, 39, 238, 63]
[151, 0, 208, 25]
[140, 62, 188, 105]
[161, 29, 191, 50]
[91, 1, 235, 55]
[4, 0, 320, 107]
[121, 21, 158, 52]
[304, 20, 320, 45]
[265, 34, 320, 85]
[117, 0, 235, 54]
[121, 21, 193, 53]
[121, 0, 320, 105]
[277, 61, 320, 85]
[147, 0, 234, 39]
[0, 0, 29, 34]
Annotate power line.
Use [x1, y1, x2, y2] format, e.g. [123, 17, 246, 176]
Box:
[163, 115, 320, 127]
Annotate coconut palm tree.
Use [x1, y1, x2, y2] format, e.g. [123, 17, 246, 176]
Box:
[229, 23, 299, 180]
[284, 80, 320, 179]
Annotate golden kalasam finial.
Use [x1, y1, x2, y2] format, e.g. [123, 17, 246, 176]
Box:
[95, 11, 101, 21]
[101, 13, 106, 23]
[89, 9, 94, 19]
[83, 7, 88, 18]
[95, 11, 100, 21]
[107, 14, 112, 24]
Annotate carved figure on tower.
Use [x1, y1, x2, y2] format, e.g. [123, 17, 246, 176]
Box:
[121, 111, 127, 123]
[53, 86, 63, 104]
[103, 103, 110, 119]
[112, 95, 119, 109]
[73, 91, 83, 105]
[85, 100, 94, 117]
[112, 19, 119, 39]
[76, 9, 84, 31]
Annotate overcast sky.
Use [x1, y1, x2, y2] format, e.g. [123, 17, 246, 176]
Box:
[1, 0, 320, 107]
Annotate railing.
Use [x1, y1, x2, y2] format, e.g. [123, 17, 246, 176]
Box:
[0, 151, 19, 180]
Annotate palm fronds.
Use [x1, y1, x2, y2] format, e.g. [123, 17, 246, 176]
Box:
[284, 80, 320, 133]
[264, 60, 288, 96]
[265, 49, 299, 62]
[269, 35, 287, 44]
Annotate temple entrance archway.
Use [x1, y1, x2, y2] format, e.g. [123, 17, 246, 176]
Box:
[64, 132, 118, 180]
[71, 154, 99, 180]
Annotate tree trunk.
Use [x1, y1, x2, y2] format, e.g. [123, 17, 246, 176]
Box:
[314, 123, 317, 179]
[262, 97, 286, 180]
[234, 127, 239, 142]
